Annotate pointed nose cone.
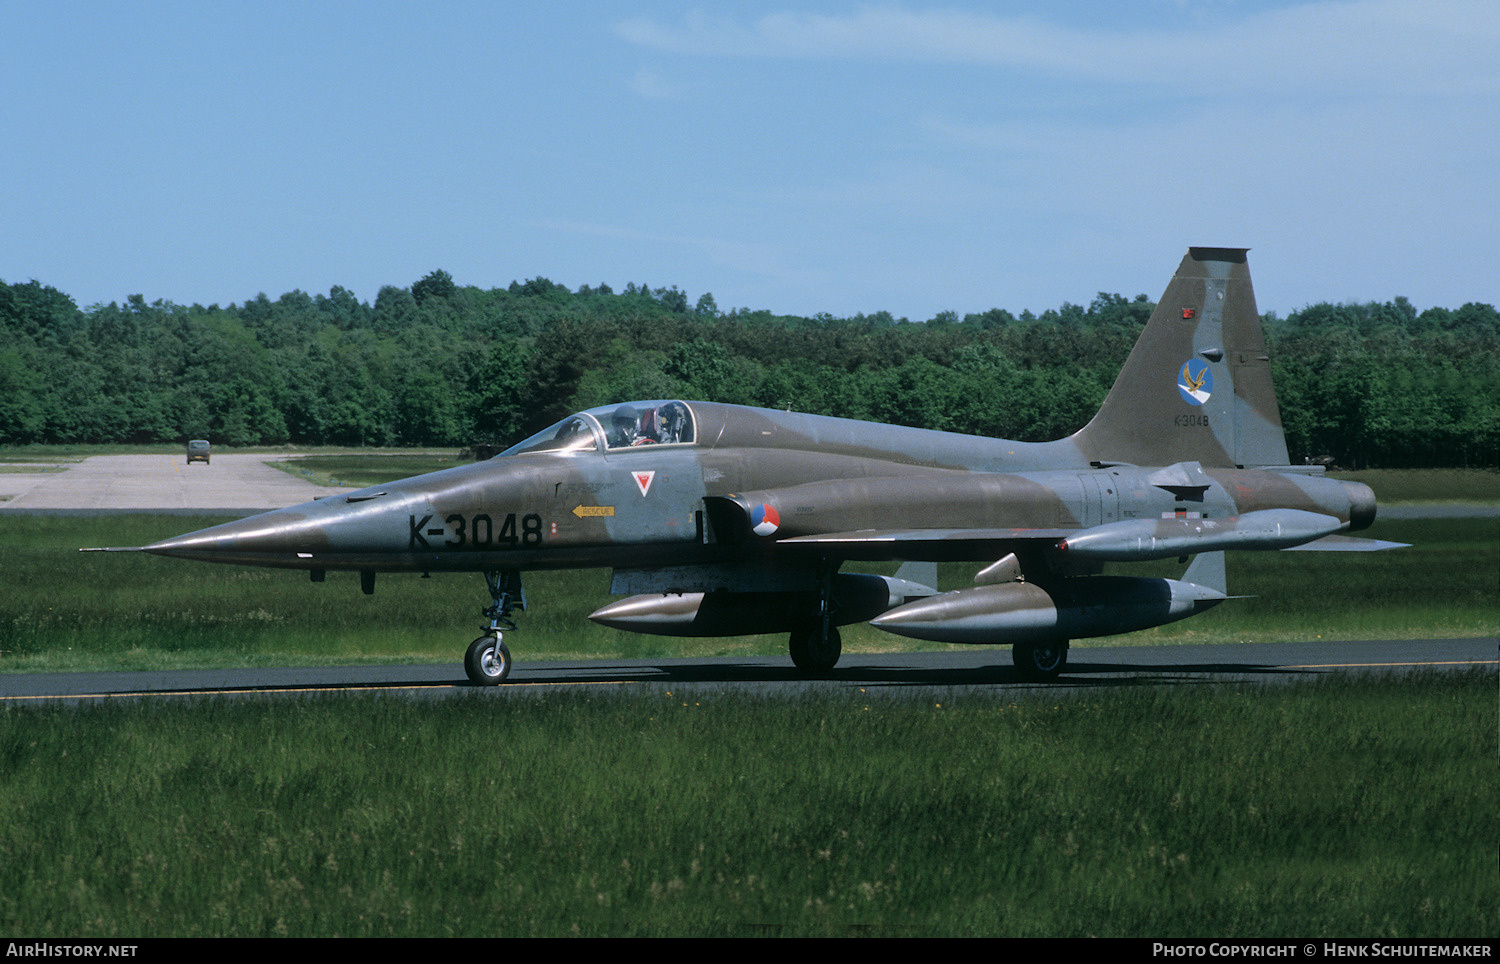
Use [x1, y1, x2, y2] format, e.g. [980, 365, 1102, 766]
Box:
[144, 505, 331, 565]
[144, 459, 509, 571]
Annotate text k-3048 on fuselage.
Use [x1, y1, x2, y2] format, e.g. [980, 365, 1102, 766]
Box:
[408, 513, 544, 550]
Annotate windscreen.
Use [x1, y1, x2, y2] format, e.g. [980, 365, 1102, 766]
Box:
[497, 400, 696, 457]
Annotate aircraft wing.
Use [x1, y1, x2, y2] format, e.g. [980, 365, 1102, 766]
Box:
[759, 507, 1401, 563]
[775, 528, 1078, 561]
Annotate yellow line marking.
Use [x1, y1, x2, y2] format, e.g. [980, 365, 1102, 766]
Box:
[1283, 660, 1497, 669]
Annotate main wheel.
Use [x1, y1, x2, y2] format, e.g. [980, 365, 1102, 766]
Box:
[1013, 639, 1068, 681]
[465, 634, 512, 685]
[789, 624, 842, 673]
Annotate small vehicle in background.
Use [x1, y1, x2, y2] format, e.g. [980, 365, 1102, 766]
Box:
[186, 439, 211, 464]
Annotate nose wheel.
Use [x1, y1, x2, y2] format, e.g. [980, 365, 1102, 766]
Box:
[465, 632, 512, 685]
[466, 570, 524, 685]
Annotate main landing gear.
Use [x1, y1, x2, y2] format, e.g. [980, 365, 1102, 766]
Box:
[789, 623, 841, 673]
[1012, 639, 1069, 682]
[465, 570, 525, 685]
[789, 565, 842, 673]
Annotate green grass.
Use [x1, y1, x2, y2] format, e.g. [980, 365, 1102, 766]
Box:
[1330, 467, 1499, 504]
[268, 451, 465, 489]
[1, 480, 1492, 937]
[1098, 515, 1498, 646]
[0, 516, 1494, 674]
[0, 463, 67, 473]
[0, 671, 1491, 937]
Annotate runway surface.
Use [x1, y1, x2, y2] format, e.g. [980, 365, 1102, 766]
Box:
[0, 452, 352, 512]
[2, 638, 1493, 705]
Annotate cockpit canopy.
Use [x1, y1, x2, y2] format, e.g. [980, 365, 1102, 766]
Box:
[499, 400, 697, 457]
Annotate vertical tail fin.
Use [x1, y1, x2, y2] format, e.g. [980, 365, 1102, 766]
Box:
[1072, 248, 1289, 469]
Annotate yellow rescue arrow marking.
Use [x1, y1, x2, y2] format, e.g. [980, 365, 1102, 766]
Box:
[572, 505, 615, 518]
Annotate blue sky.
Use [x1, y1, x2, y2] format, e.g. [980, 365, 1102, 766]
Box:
[3, 1, 1496, 320]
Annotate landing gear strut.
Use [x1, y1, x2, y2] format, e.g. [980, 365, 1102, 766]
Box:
[465, 570, 525, 685]
[789, 564, 842, 673]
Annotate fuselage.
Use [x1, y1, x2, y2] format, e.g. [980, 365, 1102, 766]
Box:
[143, 399, 1374, 575]
[131, 249, 1400, 684]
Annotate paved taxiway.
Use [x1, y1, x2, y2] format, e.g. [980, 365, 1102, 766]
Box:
[0, 452, 353, 512]
[2, 639, 1493, 706]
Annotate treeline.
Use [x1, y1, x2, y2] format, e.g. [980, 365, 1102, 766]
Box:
[0, 271, 1495, 468]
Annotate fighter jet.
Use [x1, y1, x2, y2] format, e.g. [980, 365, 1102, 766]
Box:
[128, 248, 1396, 683]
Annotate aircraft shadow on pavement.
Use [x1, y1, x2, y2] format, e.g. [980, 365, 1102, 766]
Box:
[491, 658, 1321, 690]
[24, 659, 1324, 702]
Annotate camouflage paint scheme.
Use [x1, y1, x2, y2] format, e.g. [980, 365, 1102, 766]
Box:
[135, 250, 1391, 683]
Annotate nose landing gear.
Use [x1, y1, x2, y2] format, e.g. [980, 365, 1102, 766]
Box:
[465, 570, 525, 685]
